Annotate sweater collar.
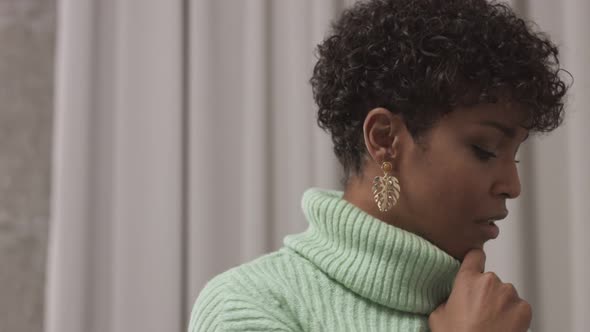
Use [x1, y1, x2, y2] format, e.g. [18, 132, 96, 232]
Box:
[283, 188, 461, 314]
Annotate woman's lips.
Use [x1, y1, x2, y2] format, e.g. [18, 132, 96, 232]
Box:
[479, 221, 500, 239]
[474, 211, 507, 240]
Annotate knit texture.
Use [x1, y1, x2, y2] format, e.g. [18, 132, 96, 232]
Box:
[189, 188, 461, 331]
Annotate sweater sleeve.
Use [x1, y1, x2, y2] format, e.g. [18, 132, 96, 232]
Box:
[188, 274, 301, 332]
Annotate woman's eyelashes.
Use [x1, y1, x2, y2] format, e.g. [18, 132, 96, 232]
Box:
[471, 145, 521, 163]
[472, 145, 497, 161]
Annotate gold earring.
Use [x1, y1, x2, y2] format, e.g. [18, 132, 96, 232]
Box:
[372, 161, 401, 212]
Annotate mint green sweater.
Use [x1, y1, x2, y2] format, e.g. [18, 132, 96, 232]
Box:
[189, 188, 461, 331]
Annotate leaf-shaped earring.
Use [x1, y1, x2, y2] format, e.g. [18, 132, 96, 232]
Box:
[372, 161, 401, 212]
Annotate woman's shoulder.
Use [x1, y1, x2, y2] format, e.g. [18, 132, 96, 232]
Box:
[198, 247, 315, 298]
[189, 247, 314, 331]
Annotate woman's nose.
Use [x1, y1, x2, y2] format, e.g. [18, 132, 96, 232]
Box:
[491, 161, 522, 199]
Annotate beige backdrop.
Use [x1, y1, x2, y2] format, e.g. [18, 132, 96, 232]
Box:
[0, 1, 54, 332]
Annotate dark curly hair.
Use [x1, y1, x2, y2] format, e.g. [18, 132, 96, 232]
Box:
[310, 0, 570, 181]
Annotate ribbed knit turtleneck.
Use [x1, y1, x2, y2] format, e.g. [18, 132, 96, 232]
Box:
[284, 188, 460, 314]
[190, 188, 463, 331]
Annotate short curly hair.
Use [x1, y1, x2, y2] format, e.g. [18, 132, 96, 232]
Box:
[310, 0, 570, 181]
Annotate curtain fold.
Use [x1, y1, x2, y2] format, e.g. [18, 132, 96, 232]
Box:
[562, 0, 590, 330]
[46, 1, 185, 331]
[186, 0, 342, 313]
[45, 2, 94, 330]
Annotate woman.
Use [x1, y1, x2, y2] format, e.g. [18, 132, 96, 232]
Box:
[190, 0, 569, 331]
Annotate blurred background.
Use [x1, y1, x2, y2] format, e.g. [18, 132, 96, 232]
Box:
[0, 0, 588, 332]
[0, 1, 54, 331]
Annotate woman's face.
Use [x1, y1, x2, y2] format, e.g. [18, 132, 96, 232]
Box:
[394, 103, 530, 260]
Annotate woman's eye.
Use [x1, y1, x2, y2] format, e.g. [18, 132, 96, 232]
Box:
[472, 145, 497, 161]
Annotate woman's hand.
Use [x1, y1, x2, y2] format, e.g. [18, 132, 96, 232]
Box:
[428, 249, 532, 332]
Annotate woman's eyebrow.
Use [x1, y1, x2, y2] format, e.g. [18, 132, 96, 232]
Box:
[479, 120, 529, 141]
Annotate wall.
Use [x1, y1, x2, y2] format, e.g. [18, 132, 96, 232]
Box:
[0, 1, 55, 331]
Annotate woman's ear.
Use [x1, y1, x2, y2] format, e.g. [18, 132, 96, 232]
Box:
[363, 108, 406, 164]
